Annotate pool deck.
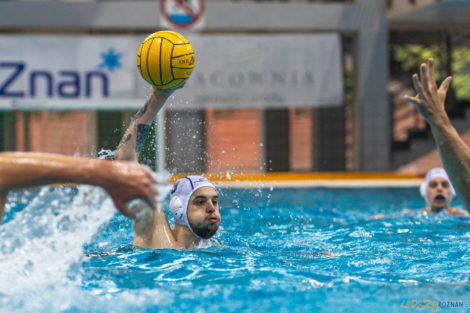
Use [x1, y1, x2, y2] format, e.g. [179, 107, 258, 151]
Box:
[169, 173, 423, 188]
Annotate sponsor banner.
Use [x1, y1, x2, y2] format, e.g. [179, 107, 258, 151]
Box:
[0, 35, 141, 100]
[180, 33, 343, 109]
[0, 34, 343, 109]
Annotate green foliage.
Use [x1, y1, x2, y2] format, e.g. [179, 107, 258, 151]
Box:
[139, 122, 157, 171]
[452, 49, 470, 100]
[393, 45, 470, 101]
[394, 45, 442, 74]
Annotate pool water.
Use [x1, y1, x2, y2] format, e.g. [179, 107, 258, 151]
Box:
[1, 185, 470, 313]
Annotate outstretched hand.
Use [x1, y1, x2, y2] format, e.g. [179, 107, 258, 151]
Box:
[404, 58, 453, 127]
[99, 160, 159, 218]
[151, 84, 184, 100]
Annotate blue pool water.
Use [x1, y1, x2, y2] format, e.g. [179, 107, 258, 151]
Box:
[1, 185, 470, 313]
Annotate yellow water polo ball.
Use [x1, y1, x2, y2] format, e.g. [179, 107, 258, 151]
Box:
[137, 30, 195, 89]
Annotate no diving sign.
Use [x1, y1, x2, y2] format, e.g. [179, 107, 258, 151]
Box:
[160, 0, 205, 30]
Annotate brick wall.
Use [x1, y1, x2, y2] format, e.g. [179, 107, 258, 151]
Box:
[289, 108, 312, 171]
[15, 111, 96, 156]
[11, 108, 317, 173]
[205, 109, 263, 173]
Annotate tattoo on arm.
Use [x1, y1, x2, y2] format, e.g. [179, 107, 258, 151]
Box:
[134, 100, 150, 120]
[117, 133, 132, 149]
[136, 124, 151, 152]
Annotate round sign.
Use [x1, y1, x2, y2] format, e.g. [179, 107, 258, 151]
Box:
[160, 0, 205, 29]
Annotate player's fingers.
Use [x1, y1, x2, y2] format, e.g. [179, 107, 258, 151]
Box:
[420, 63, 429, 91]
[427, 58, 438, 89]
[141, 165, 158, 184]
[150, 186, 159, 197]
[113, 200, 136, 219]
[404, 95, 420, 106]
[412, 74, 425, 99]
[147, 172, 157, 185]
[439, 76, 453, 94]
[148, 197, 158, 211]
[121, 205, 136, 219]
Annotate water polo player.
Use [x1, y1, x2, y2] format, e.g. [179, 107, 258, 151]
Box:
[115, 87, 221, 249]
[368, 167, 468, 220]
[420, 168, 468, 215]
[405, 58, 470, 213]
[132, 175, 221, 249]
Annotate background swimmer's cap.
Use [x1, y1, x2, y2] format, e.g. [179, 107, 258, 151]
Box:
[169, 176, 216, 240]
[420, 168, 456, 204]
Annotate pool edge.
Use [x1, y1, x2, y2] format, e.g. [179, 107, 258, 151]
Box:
[169, 172, 423, 187]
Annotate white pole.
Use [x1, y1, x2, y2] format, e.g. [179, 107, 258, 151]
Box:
[156, 108, 166, 173]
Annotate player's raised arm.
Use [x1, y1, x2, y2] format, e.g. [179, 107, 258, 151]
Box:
[114, 88, 178, 248]
[115, 88, 175, 162]
[116, 30, 194, 162]
[404, 58, 470, 211]
[117, 30, 194, 249]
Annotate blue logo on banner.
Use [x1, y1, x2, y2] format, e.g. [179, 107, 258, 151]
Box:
[98, 48, 122, 72]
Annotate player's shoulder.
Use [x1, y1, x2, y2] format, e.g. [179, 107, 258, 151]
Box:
[448, 207, 469, 216]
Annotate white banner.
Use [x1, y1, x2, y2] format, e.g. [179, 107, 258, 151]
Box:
[0, 34, 343, 110]
[0, 35, 141, 101]
[181, 33, 343, 109]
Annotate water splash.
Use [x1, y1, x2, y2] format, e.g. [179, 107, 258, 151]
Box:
[0, 185, 115, 310]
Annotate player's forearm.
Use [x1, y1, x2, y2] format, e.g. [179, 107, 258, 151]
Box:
[133, 206, 175, 248]
[0, 152, 105, 190]
[115, 90, 169, 161]
[430, 118, 470, 210]
[132, 207, 156, 246]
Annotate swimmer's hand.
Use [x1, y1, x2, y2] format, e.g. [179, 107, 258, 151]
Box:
[97, 160, 158, 218]
[404, 58, 452, 127]
[152, 87, 176, 100]
[151, 83, 185, 99]
[403, 209, 416, 215]
[366, 213, 385, 221]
